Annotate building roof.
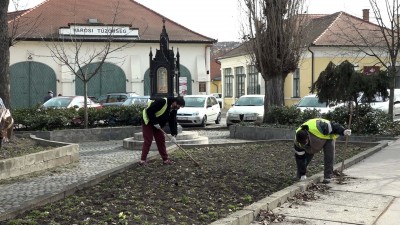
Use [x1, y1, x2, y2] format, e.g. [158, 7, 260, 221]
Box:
[218, 42, 252, 59]
[8, 0, 216, 43]
[7, 9, 28, 21]
[210, 58, 221, 80]
[219, 10, 384, 59]
[307, 11, 384, 46]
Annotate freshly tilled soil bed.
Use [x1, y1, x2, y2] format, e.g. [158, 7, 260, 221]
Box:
[0, 141, 375, 225]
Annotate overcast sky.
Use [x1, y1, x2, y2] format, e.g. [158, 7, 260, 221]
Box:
[9, 0, 379, 42]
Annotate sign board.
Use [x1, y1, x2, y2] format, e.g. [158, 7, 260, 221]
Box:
[179, 77, 188, 95]
[59, 25, 139, 37]
[363, 66, 380, 75]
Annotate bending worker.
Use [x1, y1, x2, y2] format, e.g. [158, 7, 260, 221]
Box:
[140, 96, 185, 165]
[294, 118, 351, 183]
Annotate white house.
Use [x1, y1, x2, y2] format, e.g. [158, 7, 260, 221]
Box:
[8, 0, 216, 108]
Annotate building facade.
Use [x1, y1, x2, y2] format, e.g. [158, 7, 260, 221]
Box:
[219, 10, 393, 108]
[8, 0, 215, 108]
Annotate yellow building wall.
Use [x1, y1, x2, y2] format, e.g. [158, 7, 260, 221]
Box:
[210, 80, 221, 94]
[283, 50, 384, 106]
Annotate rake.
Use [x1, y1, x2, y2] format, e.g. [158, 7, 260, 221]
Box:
[339, 102, 353, 184]
[160, 129, 201, 167]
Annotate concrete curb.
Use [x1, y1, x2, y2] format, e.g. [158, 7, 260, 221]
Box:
[209, 140, 390, 225]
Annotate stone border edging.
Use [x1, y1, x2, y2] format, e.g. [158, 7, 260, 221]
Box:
[0, 135, 78, 181]
[229, 125, 398, 143]
[0, 145, 178, 222]
[15, 126, 142, 143]
[209, 140, 390, 225]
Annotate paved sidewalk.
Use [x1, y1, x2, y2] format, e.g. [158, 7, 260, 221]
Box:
[254, 138, 400, 225]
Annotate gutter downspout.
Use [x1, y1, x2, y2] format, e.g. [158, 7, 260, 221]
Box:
[308, 45, 315, 93]
[211, 79, 219, 93]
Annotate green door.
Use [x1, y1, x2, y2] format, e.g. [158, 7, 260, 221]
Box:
[144, 65, 192, 95]
[10, 61, 57, 109]
[75, 62, 126, 97]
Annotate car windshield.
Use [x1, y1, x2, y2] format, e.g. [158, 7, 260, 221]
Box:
[297, 96, 327, 107]
[184, 97, 206, 107]
[235, 96, 264, 106]
[43, 97, 72, 108]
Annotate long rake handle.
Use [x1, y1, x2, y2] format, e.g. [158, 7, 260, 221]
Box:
[339, 103, 353, 184]
[160, 129, 201, 167]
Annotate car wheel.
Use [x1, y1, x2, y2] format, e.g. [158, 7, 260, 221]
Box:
[215, 113, 221, 124]
[201, 116, 207, 127]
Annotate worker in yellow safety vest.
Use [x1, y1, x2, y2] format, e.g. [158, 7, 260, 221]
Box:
[294, 118, 351, 183]
[140, 96, 185, 166]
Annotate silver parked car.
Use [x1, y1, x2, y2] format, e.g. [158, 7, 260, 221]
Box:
[226, 95, 264, 126]
[122, 96, 150, 106]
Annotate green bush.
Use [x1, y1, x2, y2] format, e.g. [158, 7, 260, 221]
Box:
[12, 105, 146, 131]
[248, 104, 400, 136]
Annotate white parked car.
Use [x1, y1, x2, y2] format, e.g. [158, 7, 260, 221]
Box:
[226, 95, 264, 126]
[41, 96, 102, 110]
[358, 89, 400, 121]
[296, 94, 338, 114]
[210, 93, 223, 108]
[177, 95, 221, 127]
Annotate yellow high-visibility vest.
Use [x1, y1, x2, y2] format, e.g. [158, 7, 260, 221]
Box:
[296, 118, 338, 140]
[142, 98, 168, 125]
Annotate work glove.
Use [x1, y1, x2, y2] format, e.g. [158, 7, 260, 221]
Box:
[170, 136, 177, 143]
[153, 124, 161, 130]
[343, 129, 352, 136]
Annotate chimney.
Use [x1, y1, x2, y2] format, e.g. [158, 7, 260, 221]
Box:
[362, 9, 369, 22]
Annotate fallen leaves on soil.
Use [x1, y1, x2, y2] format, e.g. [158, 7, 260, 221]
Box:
[0, 141, 375, 225]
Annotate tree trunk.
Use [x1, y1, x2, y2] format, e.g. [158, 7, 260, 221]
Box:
[388, 66, 396, 117]
[84, 80, 88, 128]
[0, 1, 10, 108]
[263, 74, 285, 122]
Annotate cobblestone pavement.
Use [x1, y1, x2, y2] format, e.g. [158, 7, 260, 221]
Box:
[0, 129, 245, 217]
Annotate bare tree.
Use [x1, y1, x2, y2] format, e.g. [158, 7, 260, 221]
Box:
[0, 1, 10, 108]
[1, 1, 42, 108]
[240, 0, 308, 122]
[332, 0, 400, 119]
[368, 0, 400, 118]
[44, 1, 142, 128]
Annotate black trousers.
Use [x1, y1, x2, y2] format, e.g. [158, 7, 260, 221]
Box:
[294, 140, 335, 179]
[295, 151, 314, 178]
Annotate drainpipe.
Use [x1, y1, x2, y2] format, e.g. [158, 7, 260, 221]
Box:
[307, 45, 315, 93]
[211, 79, 219, 93]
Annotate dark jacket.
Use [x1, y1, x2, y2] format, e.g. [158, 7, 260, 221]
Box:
[143, 97, 178, 136]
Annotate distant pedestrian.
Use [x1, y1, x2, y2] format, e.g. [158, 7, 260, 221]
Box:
[43, 90, 53, 102]
[294, 118, 351, 183]
[140, 96, 185, 165]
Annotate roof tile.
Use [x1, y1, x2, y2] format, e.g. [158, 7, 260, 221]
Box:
[8, 0, 215, 43]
